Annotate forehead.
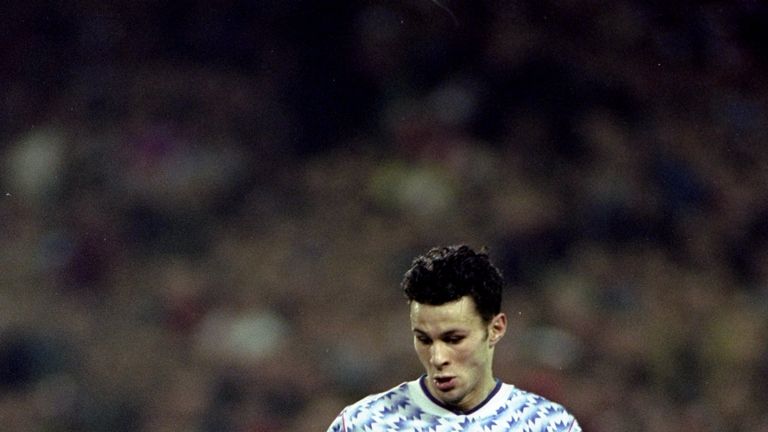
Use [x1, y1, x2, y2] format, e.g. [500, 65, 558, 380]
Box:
[410, 296, 484, 331]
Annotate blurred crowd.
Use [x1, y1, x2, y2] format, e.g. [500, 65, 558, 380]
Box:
[2, 1, 768, 431]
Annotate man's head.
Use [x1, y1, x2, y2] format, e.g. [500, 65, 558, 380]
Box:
[402, 245, 507, 412]
[402, 245, 503, 323]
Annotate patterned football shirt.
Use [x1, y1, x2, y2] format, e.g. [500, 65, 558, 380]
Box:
[328, 376, 580, 431]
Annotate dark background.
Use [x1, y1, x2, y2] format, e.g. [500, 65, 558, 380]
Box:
[1, 1, 767, 430]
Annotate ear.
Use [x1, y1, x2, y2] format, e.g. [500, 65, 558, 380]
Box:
[488, 313, 507, 347]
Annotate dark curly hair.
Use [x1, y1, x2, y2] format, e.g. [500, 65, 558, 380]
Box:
[401, 245, 504, 323]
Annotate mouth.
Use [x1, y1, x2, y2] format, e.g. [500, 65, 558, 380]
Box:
[433, 376, 456, 392]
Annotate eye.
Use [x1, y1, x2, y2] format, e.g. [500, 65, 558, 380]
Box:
[445, 335, 464, 344]
[415, 335, 432, 345]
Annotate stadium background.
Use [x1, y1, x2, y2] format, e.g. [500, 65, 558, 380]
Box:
[1, 1, 767, 430]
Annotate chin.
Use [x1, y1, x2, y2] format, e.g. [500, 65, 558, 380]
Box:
[439, 391, 465, 406]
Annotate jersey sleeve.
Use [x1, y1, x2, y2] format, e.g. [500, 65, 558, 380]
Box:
[327, 411, 346, 432]
[547, 411, 581, 432]
[567, 418, 582, 432]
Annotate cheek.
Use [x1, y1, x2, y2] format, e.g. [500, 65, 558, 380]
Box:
[456, 343, 486, 366]
[413, 342, 429, 361]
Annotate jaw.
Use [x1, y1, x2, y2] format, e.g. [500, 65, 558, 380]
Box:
[426, 369, 496, 411]
[426, 375, 473, 409]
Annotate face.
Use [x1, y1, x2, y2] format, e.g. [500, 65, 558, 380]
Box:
[410, 296, 507, 412]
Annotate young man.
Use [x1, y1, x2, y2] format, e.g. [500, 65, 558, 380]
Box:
[327, 245, 581, 431]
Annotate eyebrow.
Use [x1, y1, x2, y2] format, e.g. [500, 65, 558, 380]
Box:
[412, 329, 465, 338]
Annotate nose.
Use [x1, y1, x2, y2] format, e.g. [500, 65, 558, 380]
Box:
[430, 342, 449, 368]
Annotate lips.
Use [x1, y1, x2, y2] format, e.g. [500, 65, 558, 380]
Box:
[434, 376, 456, 391]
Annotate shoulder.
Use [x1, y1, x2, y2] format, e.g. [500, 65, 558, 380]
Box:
[347, 381, 412, 413]
[328, 381, 414, 431]
[493, 384, 581, 432]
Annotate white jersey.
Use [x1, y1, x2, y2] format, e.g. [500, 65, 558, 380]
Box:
[328, 377, 581, 431]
